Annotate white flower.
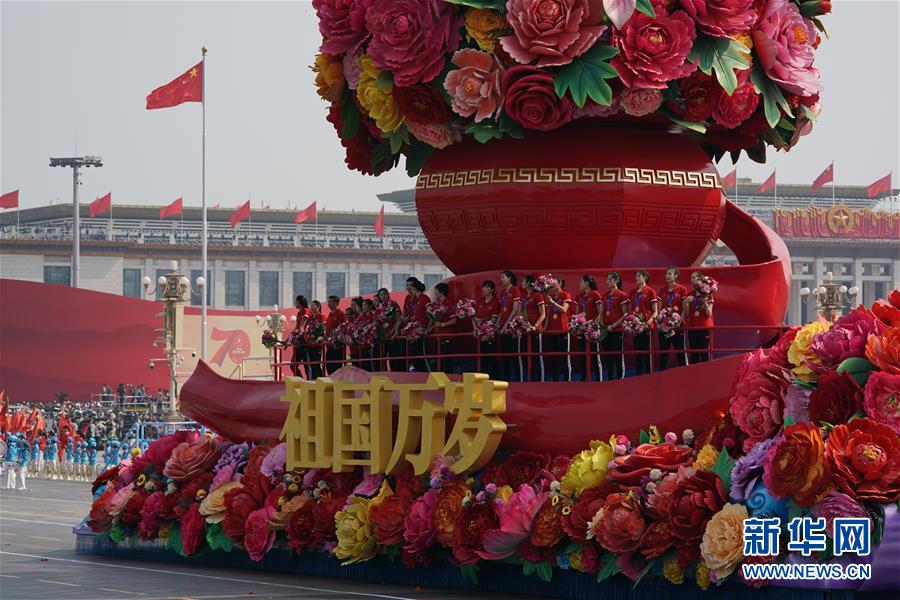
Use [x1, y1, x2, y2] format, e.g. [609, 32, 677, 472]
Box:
[682, 429, 695, 445]
[649, 468, 663, 481]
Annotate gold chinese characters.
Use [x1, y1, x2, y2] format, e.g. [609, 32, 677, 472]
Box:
[279, 372, 507, 476]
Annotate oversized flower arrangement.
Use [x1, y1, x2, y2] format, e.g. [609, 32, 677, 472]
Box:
[86, 291, 899, 591]
[312, 0, 830, 176]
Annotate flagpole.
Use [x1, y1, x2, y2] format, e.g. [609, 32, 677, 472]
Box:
[201, 47, 208, 361]
[774, 171, 778, 211]
[734, 168, 738, 206]
[831, 162, 836, 207]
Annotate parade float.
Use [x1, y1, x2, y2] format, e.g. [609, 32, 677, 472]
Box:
[77, 0, 900, 595]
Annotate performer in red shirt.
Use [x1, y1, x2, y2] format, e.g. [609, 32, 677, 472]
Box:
[626, 270, 659, 376]
[291, 295, 312, 378]
[474, 280, 500, 378]
[376, 288, 401, 372]
[522, 276, 547, 381]
[684, 271, 715, 364]
[391, 277, 422, 372]
[574, 274, 603, 382]
[428, 282, 458, 373]
[498, 270, 522, 381]
[657, 267, 689, 370]
[601, 272, 628, 380]
[544, 276, 572, 381]
[409, 280, 431, 372]
[323, 295, 345, 375]
[304, 300, 326, 379]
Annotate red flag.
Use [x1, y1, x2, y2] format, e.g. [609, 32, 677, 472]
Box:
[146, 61, 203, 109]
[756, 171, 776, 194]
[295, 201, 317, 224]
[0, 189, 19, 209]
[811, 163, 834, 190]
[0, 390, 7, 430]
[90, 192, 111, 218]
[160, 197, 183, 219]
[721, 169, 737, 188]
[230, 200, 251, 228]
[867, 173, 892, 198]
[373, 206, 385, 238]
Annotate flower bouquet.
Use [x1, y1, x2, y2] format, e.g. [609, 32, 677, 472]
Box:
[454, 298, 476, 320]
[352, 320, 378, 347]
[534, 273, 556, 293]
[374, 301, 398, 324]
[622, 313, 649, 335]
[568, 313, 587, 336]
[313, 0, 830, 177]
[401, 321, 426, 341]
[506, 315, 532, 338]
[261, 330, 279, 350]
[656, 307, 684, 337]
[474, 318, 496, 342]
[695, 275, 719, 296]
[327, 321, 353, 347]
[285, 329, 303, 347]
[583, 321, 608, 344]
[306, 321, 326, 344]
[426, 301, 448, 323]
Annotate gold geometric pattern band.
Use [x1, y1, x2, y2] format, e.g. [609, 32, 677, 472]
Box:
[416, 167, 722, 190]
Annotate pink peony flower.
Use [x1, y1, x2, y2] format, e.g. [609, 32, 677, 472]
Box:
[730, 348, 791, 451]
[365, 0, 462, 86]
[313, 0, 374, 55]
[443, 49, 504, 123]
[809, 490, 869, 538]
[502, 66, 574, 131]
[163, 438, 221, 482]
[342, 49, 363, 90]
[138, 491, 168, 540]
[574, 97, 620, 118]
[752, 0, 822, 97]
[784, 383, 812, 423]
[864, 371, 900, 435]
[499, 0, 607, 67]
[712, 70, 759, 128]
[809, 307, 886, 373]
[619, 88, 663, 116]
[210, 463, 237, 492]
[611, 10, 697, 89]
[680, 0, 757, 37]
[403, 489, 439, 553]
[244, 505, 277, 561]
[407, 121, 462, 149]
[259, 442, 286, 482]
[109, 483, 135, 517]
[478, 485, 548, 560]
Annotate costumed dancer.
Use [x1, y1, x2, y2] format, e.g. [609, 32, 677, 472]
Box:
[16, 436, 30, 490]
[64, 436, 75, 480]
[88, 438, 99, 479]
[45, 434, 59, 480]
[3, 435, 18, 489]
[103, 439, 119, 472]
[35, 435, 46, 478]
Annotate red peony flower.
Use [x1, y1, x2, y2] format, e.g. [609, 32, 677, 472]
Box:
[763, 422, 828, 507]
[639, 520, 675, 559]
[174, 473, 213, 520]
[138, 491, 169, 540]
[503, 451, 551, 488]
[451, 501, 499, 565]
[434, 480, 469, 547]
[530, 499, 564, 547]
[222, 474, 271, 544]
[369, 492, 412, 546]
[808, 371, 862, 426]
[326, 102, 380, 175]
[669, 71, 721, 122]
[311, 490, 347, 544]
[611, 10, 697, 89]
[825, 418, 900, 503]
[680, 0, 758, 36]
[549, 455, 572, 481]
[244, 506, 277, 561]
[313, 0, 374, 55]
[502, 66, 574, 131]
[519, 539, 555, 564]
[243, 442, 274, 480]
[561, 482, 615, 544]
[872, 290, 900, 327]
[393, 85, 451, 125]
[404, 489, 439, 553]
[286, 500, 317, 552]
[590, 492, 647, 554]
[730, 348, 789, 451]
[864, 371, 900, 435]
[87, 486, 117, 532]
[667, 470, 728, 541]
[580, 542, 601, 574]
[365, 0, 462, 86]
[500, 0, 606, 67]
[92, 466, 120, 496]
[712, 71, 760, 129]
[480, 460, 509, 487]
[119, 488, 149, 525]
[607, 442, 693, 488]
[867, 327, 900, 375]
[180, 503, 206, 556]
[164, 438, 221, 483]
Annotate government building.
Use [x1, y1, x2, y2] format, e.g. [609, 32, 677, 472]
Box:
[1, 179, 897, 325]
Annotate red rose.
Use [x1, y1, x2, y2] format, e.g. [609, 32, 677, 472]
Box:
[611, 10, 697, 89]
[561, 483, 615, 544]
[712, 72, 760, 129]
[667, 470, 728, 541]
[369, 493, 412, 546]
[530, 499, 564, 547]
[87, 487, 117, 532]
[181, 503, 206, 556]
[287, 500, 317, 552]
[825, 418, 900, 502]
[312, 491, 347, 544]
[119, 488, 149, 525]
[680, 0, 758, 37]
[590, 492, 648, 554]
[808, 371, 863, 426]
[763, 422, 828, 507]
[669, 71, 721, 122]
[503, 451, 551, 488]
[502, 66, 574, 131]
[452, 501, 499, 565]
[394, 85, 451, 124]
[607, 442, 693, 488]
[639, 520, 675, 559]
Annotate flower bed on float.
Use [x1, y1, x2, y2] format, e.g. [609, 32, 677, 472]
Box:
[311, 0, 830, 176]
[83, 291, 900, 591]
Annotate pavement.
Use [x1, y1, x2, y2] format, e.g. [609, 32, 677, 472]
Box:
[0, 478, 532, 600]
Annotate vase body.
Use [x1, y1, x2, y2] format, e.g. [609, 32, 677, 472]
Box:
[416, 121, 726, 275]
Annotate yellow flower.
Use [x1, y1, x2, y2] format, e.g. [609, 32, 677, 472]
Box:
[648, 425, 661, 445]
[199, 481, 242, 524]
[131, 447, 141, 458]
[333, 496, 377, 565]
[696, 561, 711, 590]
[136, 474, 147, 487]
[693, 444, 719, 471]
[496, 485, 514, 504]
[560, 437, 615, 497]
[788, 320, 831, 382]
[271, 494, 309, 530]
[313, 53, 345, 103]
[663, 556, 684, 585]
[356, 56, 403, 133]
[569, 549, 584, 572]
[732, 32, 753, 61]
[701, 503, 748, 581]
[158, 522, 171, 541]
[464, 9, 509, 52]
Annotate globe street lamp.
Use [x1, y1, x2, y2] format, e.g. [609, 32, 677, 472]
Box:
[800, 271, 860, 322]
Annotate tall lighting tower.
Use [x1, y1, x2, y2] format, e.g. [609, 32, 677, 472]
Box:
[49, 155, 103, 288]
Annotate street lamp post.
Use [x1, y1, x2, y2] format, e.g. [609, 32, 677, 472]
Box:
[143, 261, 204, 418]
[49, 156, 103, 288]
[800, 271, 860, 322]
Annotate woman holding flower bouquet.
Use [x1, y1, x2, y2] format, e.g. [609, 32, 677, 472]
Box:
[626, 270, 658, 376]
[522, 276, 547, 381]
[291, 295, 312, 378]
[601, 272, 628, 381]
[473, 280, 500, 378]
[544, 277, 572, 381]
[323, 295, 345, 375]
[376, 288, 401, 372]
[574, 274, 603, 382]
[683, 271, 716, 363]
[657, 267, 688, 370]
[304, 300, 325, 379]
[498, 270, 522, 381]
[358, 299, 378, 371]
[409, 280, 431, 372]
[427, 283, 459, 372]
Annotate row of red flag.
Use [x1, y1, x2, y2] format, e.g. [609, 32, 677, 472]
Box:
[720, 166, 893, 198]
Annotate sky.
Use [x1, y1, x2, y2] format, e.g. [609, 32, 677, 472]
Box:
[1, 0, 899, 214]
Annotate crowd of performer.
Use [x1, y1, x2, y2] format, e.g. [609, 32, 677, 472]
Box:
[283, 268, 717, 382]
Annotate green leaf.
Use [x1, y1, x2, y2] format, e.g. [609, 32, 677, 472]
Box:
[563, 543, 583, 554]
[710, 447, 737, 489]
[688, 34, 750, 96]
[632, 558, 658, 588]
[668, 115, 708, 133]
[783, 414, 797, 427]
[340, 95, 360, 140]
[165, 523, 183, 556]
[787, 501, 805, 523]
[596, 553, 621, 583]
[801, 105, 819, 121]
[750, 64, 794, 129]
[553, 44, 619, 108]
[635, 0, 656, 18]
[867, 503, 885, 546]
[404, 141, 434, 177]
[460, 563, 479, 584]
[464, 120, 504, 144]
[536, 560, 554, 583]
[441, 0, 506, 9]
[836, 357, 876, 387]
[375, 70, 393, 92]
[777, 118, 797, 132]
[109, 523, 126, 543]
[499, 113, 524, 139]
[522, 561, 536, 576]
[386, 544, 399, 562]
[639, 429, 649, 445]
[387, 125, 410, 155]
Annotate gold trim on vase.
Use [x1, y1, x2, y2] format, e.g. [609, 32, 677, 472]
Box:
[416, 167, 722, 191]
